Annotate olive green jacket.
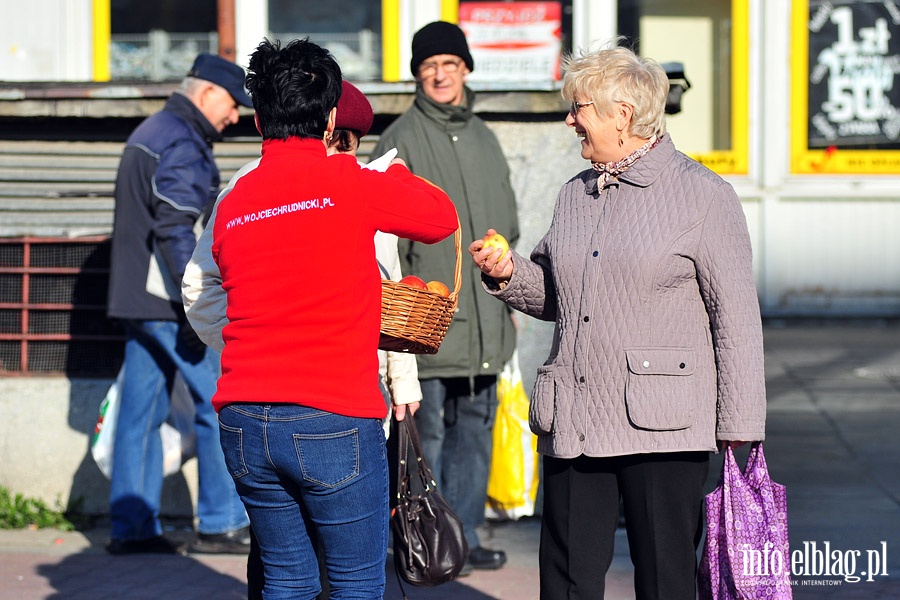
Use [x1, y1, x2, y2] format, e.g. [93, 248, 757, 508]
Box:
[374, 87, 520, 380]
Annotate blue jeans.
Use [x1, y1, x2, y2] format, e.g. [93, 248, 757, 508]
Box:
[218, 403, 388, 600]
[109, 320, 249, 540]
[416, 376, 497, 550]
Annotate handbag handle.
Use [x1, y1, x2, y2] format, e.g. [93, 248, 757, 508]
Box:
[396, 417, 439, 500]
[723, 442, 769, 490]
[743, 441, 771, 488]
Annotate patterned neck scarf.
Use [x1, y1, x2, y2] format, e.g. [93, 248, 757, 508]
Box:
[591, 135, 660, 188]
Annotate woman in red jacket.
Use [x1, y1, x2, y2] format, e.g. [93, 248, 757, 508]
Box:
[204, 38, 457, 599]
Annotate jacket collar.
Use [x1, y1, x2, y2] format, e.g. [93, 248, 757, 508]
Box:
[584, 133, 676, 194]
[165, 92, 222, 146]
[413, 85, 475, 132]
[260, 137, 328, 160]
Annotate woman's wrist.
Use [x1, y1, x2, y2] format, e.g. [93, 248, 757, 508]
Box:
[483, 274, 510, 291]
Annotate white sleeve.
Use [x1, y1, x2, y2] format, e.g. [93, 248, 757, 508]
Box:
[374, 230, 422, 405]
[182, 204, 227, 352]
[181, 158, 261, 352]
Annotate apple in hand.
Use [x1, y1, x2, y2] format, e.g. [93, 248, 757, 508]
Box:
[426, 280, 450, 297]
[481, 232, 509, 260]
[399, 275, 428, 290]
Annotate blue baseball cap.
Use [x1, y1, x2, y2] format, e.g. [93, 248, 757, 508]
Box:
[188, 53, 253, 108]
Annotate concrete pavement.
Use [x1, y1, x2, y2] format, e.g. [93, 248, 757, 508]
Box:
[1, 322, 899, 599]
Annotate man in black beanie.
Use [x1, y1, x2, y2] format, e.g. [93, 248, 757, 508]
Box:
[374, 21, 520, 573]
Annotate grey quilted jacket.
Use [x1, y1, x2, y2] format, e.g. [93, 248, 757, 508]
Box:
[488, 135, 766, 459]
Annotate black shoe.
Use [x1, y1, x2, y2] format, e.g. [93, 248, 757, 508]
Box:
[106, 535, 187, 556]
[189, 525, 252, 554]
[467, 546, 507, 570]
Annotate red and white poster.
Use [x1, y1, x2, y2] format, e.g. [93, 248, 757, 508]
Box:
[459, 2, 562, 83]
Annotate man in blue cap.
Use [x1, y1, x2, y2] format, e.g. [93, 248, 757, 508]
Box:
[106, 53, 253, 555]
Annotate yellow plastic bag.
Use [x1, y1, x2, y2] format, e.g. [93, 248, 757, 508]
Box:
[486, 351, 539, 520]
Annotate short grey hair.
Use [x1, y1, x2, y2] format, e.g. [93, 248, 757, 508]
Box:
[561, 45, 668, 139]
[179, 76, 212, 99]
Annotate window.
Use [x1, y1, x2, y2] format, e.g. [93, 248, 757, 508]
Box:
[619, 0, 748, 175]
[791, 0, 900, 174]
[0, 238, 123, 376]
[109, 0, 218, 80]
[268, 0, 382, 81]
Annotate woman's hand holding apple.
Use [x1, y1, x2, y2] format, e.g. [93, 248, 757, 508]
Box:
[469, 229, 514, 283]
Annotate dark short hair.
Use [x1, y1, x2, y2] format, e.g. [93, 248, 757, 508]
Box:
[246, 38, 342, 140]
[329, 129, 359, 154]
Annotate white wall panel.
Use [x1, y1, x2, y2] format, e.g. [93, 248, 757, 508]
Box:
[1, 0, 92, 81]
[763, 199, 900, 315]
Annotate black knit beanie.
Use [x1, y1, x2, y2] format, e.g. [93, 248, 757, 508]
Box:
[410, 21, 475, 77]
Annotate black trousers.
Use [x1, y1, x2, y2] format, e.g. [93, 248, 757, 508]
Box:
[539, 452, 709, 600]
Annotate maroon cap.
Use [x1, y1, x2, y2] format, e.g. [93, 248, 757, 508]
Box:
[335, 81, 374, 138]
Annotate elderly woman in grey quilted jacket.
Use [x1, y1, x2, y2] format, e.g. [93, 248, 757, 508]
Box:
[470, 45, 766, 600]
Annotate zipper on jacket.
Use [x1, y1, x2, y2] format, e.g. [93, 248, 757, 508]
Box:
[448, 130, 487, 383]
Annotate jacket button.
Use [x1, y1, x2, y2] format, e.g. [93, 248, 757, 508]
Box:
[451, 135, 459, 142]
[579, 376, 585, 383]
[579, 434, 585, 442]
[482, 362, 490, 369]
[592, 250, 599, 257]
[583, 316, 589, 322]
[642, 360, 650, 368]
[679, 362, 686, 369]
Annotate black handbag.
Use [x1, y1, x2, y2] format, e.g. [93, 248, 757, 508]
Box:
[391, 415, 469, 587]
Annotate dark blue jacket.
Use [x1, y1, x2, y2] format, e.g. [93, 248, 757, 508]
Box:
[107, 93, 222, 321]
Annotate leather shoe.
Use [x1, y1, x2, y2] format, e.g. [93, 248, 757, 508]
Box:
[457, 560, 474, 577]
[467, 545, 507, 570]
[189, 525, 252, 554]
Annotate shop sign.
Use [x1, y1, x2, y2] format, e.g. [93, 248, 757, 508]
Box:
[459, 2, 562, 83]
[793, 0, 900, 173]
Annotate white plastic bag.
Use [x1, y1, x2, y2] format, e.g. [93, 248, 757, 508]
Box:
[91, 367, 194, 479]
[91, 367, 123, 478]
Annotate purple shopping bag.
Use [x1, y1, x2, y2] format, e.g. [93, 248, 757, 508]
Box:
[698, 443, 792, 599]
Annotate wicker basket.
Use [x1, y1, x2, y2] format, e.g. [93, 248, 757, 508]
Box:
[379, 225, 462, 354]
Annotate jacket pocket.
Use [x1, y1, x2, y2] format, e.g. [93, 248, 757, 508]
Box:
[624, 347, 698, 431]
[529, 365, 557, 435]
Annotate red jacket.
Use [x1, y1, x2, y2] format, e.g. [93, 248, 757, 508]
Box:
[211, 138, 457, 416]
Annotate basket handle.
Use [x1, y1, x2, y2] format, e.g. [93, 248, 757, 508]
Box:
[449, 217, 462, 310]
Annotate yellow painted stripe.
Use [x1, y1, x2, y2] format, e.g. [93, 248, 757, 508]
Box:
[382, 0, 401, 81]
[790, 0, 809, 173]
[441, 0, 459, 24]
[92, 0, 111, 81]
[730, 0, 749, 174]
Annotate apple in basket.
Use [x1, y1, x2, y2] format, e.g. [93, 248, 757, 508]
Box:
[426, 280, 450, 297]
[399, 275, 428, 290]
[481, 232, 509, 260]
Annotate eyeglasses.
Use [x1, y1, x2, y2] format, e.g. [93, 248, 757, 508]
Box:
[570, 100, 594, 114]
[419, 58, 463, 77]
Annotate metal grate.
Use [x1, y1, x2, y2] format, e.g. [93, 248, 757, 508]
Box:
[0, 237, 123, 376]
